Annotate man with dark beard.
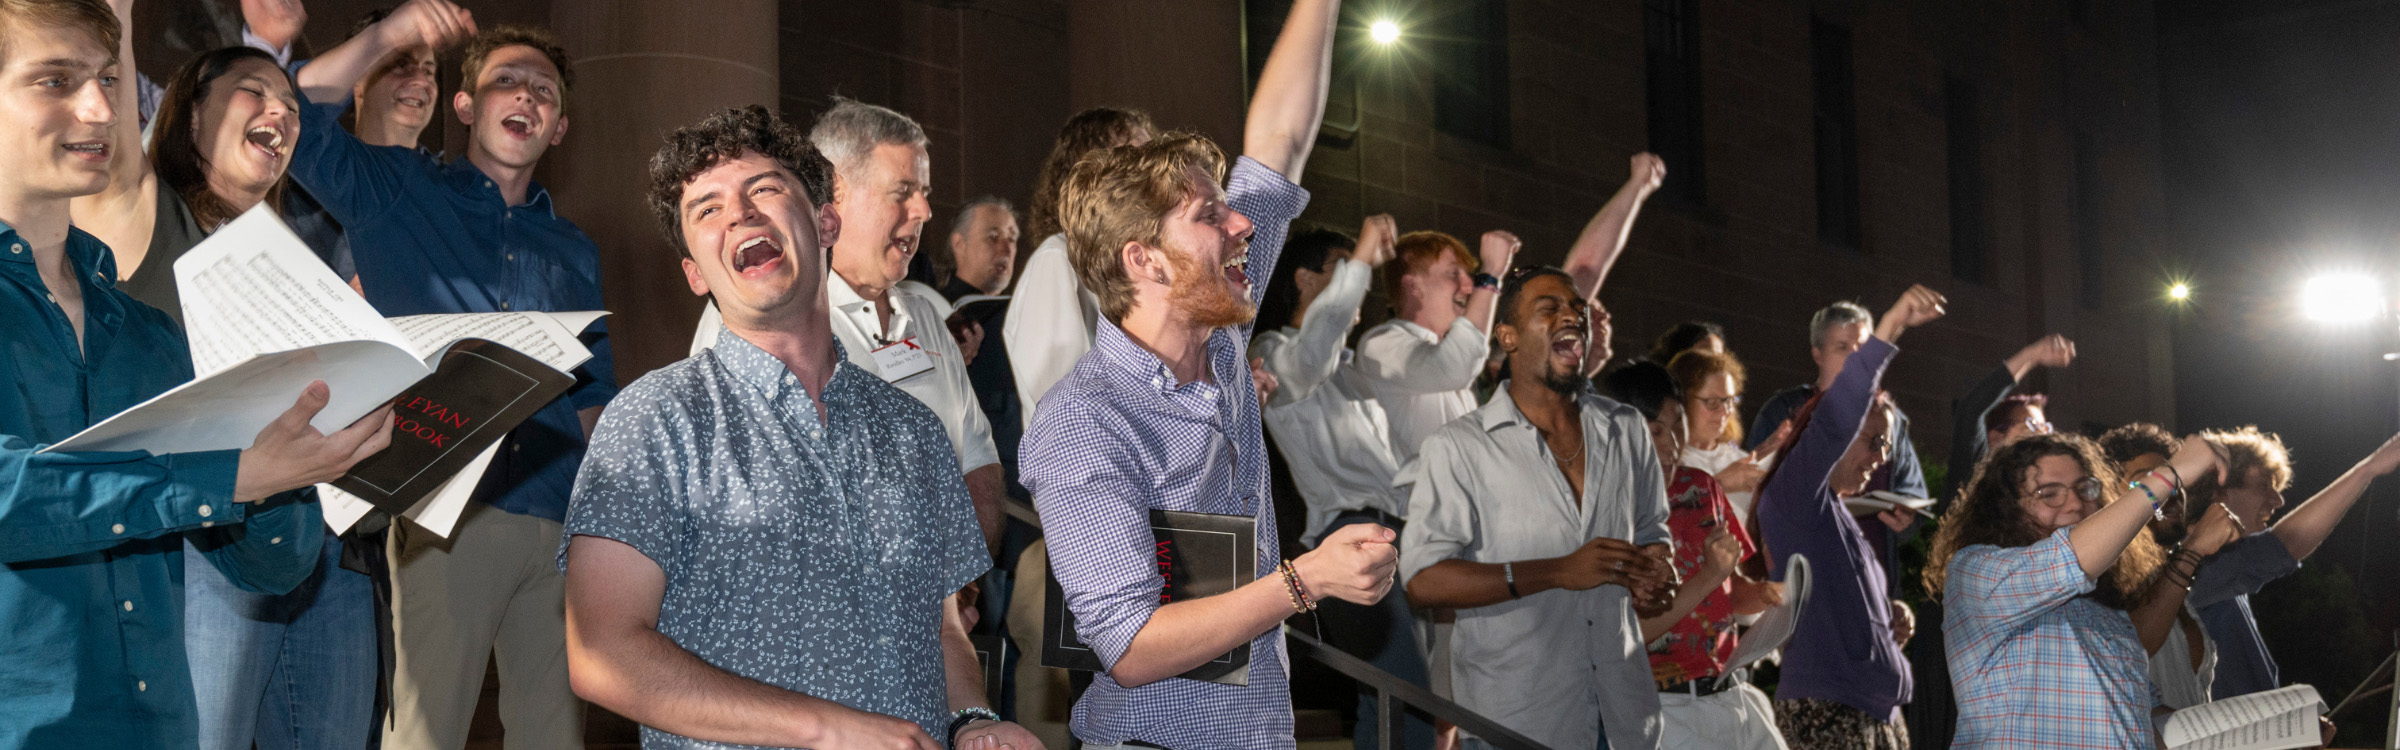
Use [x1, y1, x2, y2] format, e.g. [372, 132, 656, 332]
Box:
[1400, 267, 1678, 750]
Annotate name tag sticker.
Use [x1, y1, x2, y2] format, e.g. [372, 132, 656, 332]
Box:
[870, 337, 936, 382]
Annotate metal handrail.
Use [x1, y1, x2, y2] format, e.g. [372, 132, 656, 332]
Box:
[998, 499, 1556, 750]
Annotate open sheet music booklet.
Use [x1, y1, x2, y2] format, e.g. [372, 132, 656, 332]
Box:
[2163, 684, 2325, 750]
[41, 205, 605, 537]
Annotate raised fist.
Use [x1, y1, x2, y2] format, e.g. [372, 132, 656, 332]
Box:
[1478, 230, 1520, 275]
[1629, 152, 1667, 194]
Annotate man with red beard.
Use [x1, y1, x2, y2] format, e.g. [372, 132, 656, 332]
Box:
[290, 3, 618, 746]
[1017, 2, 1400, 748]
[1400, 268, 1679, 750]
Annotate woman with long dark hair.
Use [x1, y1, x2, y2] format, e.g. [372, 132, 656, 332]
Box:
[1927, 433, 2239, 748]
[70, 39, 377, 750]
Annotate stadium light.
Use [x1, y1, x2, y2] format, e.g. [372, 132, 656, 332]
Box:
[2302, 273, 2386, 323]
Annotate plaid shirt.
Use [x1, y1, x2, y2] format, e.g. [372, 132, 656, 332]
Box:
[1022, 157, 1308, 750]
[1944, 528, 2159, 749]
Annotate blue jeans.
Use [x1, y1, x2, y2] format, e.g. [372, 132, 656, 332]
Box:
[186, 530, 379, 750]
[1317, 511, 1437, 750]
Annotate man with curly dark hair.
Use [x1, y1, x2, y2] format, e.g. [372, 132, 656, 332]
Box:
[560, 105, 1039, 750]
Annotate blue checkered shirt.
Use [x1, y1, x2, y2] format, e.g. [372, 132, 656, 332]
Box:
[1944, 528, 2160, 749]
[1022, 156, 1308, 750]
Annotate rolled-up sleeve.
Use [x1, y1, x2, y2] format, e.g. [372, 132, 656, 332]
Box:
[2186, 531, 2298, 610]
[1400, 430, 1481, 588]
[1024, 401, 1164, 670]
[1224, 157, 1310, 321]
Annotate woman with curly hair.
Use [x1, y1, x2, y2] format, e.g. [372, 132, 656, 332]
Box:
[1927, 432, 2240, 749]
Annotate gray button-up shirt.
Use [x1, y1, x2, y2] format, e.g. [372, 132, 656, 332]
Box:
[1399, 385, 1672, 750]
[561, 327, 988, 748]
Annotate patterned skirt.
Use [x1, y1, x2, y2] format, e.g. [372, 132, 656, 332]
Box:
[1773, 698, 1909, 750]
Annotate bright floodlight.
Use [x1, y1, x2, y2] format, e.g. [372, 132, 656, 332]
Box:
[2302, 273, 2385, 322]
[1371, 19, 1401, 45]
[2168, 282, 2191, 301]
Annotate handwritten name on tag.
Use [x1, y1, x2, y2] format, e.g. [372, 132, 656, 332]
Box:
[870, 337, 935, 382]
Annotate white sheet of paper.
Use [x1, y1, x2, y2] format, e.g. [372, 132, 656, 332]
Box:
[399, 441, 499, 538]
[317, 440, 497, 538]
[1724, 553, 1812, 674]
[390, 311, 600, 373]
[318, 484, 378, 534]
[47, 340, 427, 454]
[179, 205, 409, 376]
[2164, 684, 2324, 750]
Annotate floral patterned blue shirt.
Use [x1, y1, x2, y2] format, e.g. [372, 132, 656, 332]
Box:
[561, 327, 988, 747]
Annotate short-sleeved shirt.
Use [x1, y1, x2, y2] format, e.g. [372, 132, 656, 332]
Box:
[2188, 530, 2300, 698]
[288, 85, 617, 523]
[1648, 467, 1754, 687]
[561, 328, 988, 747]
[1020, 156, 1308, 750]
[1398, 386, 1674, 750]
[1944, 529, 2158, 750]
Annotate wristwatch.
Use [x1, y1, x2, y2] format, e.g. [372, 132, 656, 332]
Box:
[947, 707, 1001, 749]
[1472, 272, 1501, 291]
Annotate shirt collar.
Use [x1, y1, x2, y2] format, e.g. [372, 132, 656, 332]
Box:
[0, 219, 115, 277]
[1094, 318, 1230, 396]
[1479, 383, 1532, 432]
[713, 323, 853, 401]
[442, 158, 558, 217]
[825, 270, 911, 343]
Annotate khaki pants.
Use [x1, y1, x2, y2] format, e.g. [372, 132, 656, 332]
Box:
[383, 502, 583, 750]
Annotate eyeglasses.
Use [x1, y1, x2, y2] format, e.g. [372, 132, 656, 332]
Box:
[2028, 476, 2106, 507]
[2023, 418, 2055, 436]
[1694, 395, 1741, 411]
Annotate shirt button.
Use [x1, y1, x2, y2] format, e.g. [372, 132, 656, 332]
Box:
[8, 243, 19, 253]
[501, 301, 511, 310]
[505, 253, 515, 261]
[111, 523, 125, 534]
[201, 521, 213, 528]
[270, 536, 282, 544]
[136, 680, 147, 692]
[197, 505, 213, 518]
[121, 600, 133, 612]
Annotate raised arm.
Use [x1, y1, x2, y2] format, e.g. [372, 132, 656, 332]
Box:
[295, 0, 472, 105]
[1262, 216, 1391, 404]
[2272, 430, 2400, 560]
[2132, 502, 2239, 653]
[1242, 0, 1337, 179]
[564, 536, 942, 749]
[2072, 437, 2226, 581]
[1564, 153, 1665, 302]
[240, 0, 307, 62]
[70, 0, 157, 264]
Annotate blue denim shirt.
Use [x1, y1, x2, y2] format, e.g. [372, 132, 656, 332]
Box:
[287, 88, 617, 523]
[0, 223, 322, 748]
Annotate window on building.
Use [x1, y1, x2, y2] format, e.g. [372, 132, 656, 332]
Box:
[1433, 0, 1511, 149]
[1947, 77, 1986, 283]
[1644, 0, 1704, 203]
[2075, 133, 2106, 308]
[1812, 17, 1861, 251]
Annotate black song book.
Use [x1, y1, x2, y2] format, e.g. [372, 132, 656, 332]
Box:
[330, 340, 575, 514]
[1041, 509, 1257, 686]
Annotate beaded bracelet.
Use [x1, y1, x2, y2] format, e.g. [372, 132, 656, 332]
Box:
[2131, 479, 2163, 516]
[1278, 560, 1316, 613]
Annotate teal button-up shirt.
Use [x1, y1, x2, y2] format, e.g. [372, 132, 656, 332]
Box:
[0, 222, 322, 748]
